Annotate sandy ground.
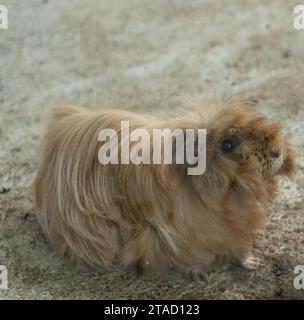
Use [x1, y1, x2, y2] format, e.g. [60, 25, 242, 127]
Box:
[0, 0, 304, 299]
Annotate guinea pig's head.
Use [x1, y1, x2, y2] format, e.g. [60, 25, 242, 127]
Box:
[207, 104, 295, 179]
[190, 103, 295, 208]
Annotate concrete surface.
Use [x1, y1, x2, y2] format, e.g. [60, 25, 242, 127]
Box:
[0, 0, 304, 299]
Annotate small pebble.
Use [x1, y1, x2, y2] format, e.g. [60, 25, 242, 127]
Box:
[0, 187, 10, 194]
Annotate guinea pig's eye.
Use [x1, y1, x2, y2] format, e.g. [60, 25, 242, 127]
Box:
[221, 139, 236, 154]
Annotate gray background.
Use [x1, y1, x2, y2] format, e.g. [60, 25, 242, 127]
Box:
[0, 0, 303, 299]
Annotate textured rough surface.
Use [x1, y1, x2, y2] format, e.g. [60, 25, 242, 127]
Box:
[0, 0, 304, 299]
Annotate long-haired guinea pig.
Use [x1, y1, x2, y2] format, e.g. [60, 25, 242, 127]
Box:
[34, 101, 295, 275]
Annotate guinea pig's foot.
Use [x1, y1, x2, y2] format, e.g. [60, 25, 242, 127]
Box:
[184, 268, 207, 281]
[241, 255, 264, 270]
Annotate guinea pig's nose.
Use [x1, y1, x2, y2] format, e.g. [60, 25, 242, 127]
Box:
[271, 151, 281, 159]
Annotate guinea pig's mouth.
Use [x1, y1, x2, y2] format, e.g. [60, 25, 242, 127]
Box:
[271, 153, 284, 176]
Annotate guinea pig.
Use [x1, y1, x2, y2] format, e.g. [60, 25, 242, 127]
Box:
[34, 101, 295, 276]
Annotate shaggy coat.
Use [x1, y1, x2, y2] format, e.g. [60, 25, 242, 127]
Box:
[34, 102, 295, 274]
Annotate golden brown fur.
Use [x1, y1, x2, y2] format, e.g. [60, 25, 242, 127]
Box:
[34, 102, 295, 274]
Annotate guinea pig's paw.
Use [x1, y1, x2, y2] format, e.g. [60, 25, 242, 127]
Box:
[241, 255, 264, 270]
[184, 269, 206, 281]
